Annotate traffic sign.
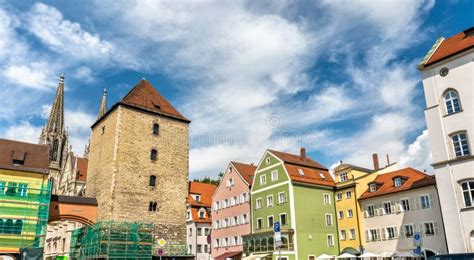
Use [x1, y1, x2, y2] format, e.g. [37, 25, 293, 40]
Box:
[207, 234, 212, 244]
[158, 248, 164, 256]
[413, 232, 422, 247]
[158, 238, 167, 247]
[413, 246, 421, 255]
[274, 222, 281, 232]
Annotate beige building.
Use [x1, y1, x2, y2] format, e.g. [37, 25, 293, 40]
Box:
[86, 79, 190, 245]
[418, 27, 474, 252]
[359, 168, 447, 257]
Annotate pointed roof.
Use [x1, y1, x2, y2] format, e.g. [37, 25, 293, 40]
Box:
[231, 161, 256, 185]
[188, 181, 217, 207]
[268, 149, 327, 170]
[97, 88, 107, 119]
[121, 79, 189, 121]
[41, 75, 65, 139]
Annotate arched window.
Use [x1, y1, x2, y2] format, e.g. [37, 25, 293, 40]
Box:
[461, 180, 474, 207]
[0, 219, 4, 234]
[14, 220, 23, 234]
[52, 139, 59, 161]
[4, 219, 13, 234]
[152, 124, 160, 135]
[444, 90, 462, 114]
[149, 175, 156, 187]
[150, 149, 157, 160]
[452, 132, 470, 157]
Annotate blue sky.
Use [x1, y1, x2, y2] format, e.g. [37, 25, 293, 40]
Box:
[0, 0, 473, 178]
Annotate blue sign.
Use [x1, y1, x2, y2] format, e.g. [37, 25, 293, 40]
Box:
[274, 222, 280, 232]
[414, 233, 421, 241]
[413, 246, 421, 255]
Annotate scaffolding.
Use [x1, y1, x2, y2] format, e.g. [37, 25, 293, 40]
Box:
[0, 176, 52, 251]
[69, 221, 154, 259]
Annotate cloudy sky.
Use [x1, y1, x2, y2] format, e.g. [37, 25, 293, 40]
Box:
[0, 0, 472, 178]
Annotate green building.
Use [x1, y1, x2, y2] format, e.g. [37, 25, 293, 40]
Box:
[243, 148, 339, 260]
[0, 139, 52, 257]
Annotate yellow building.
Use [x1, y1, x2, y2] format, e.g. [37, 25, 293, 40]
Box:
[333, 154, 398, 254]
[0, 139, 51, 257]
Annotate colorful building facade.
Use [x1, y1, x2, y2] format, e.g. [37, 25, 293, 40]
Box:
[244, 148, 339, 260]
[0, 139, 52, 257]
[359, 168, 448, 256]
[212, 161, 256, 260]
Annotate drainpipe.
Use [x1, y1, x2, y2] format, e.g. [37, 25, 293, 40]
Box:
[434, 184, 450, 253]
[352, 176, 363, 253]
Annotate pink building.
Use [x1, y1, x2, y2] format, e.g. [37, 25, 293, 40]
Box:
[212, 161, 256, 260]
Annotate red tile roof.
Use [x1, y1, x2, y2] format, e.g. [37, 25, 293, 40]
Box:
[76, 157, 88, 182]
[424, 27, 474, 67]
[191, 207, 212, 223]
[121, 79, 190, 122]
[268, 149, 327, 170]
[359, 168, 436, 200]
[268, 149, 334, 187]
[0, 138, 49, 174]
[188, 181, 217, 207]
[231, 161, 256, 185]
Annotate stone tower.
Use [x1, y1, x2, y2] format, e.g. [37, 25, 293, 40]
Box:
[86, 79, 190, 244]
[98, 88, 107, 119]
[40, 75, 69, 192]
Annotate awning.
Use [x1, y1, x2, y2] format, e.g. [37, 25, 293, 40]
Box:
[242, 253, 272, 260]
[215, 251, 242, 260]
[317, 254, 335, 259]
[336, 253, 357, 259]
[358, 252, 378, 258]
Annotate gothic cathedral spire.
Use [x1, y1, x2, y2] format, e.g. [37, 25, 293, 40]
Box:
[98, 88, 107, 119]
[40, 74, 68, 171]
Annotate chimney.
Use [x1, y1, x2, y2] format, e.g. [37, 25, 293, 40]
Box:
[300, 147, 306, 159]
[372, 153, 379, 170]
[386, 154, 390, 166]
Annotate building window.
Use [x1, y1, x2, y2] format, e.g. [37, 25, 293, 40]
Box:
[340, 172, 348, 182]
[0, 181, 5, 195]
[420, 195, 431, 209]
[424, 222, 435, 236]
[403, 224, 414, 238]
[197, 228, 202, 236]
[461, 180, 474, 207]
[400, 199, 410, 211]
[280, 213, 287, 225]
[394, 177, 402, 187]
[327, 234, 334, 247]
[18, 183, 28, 197]
[260, 175, 266, 185]
[226, 178, 234, 187]
[386, 227, 397, 239]
[150, 149, 157, 160]
[369, 229, 379, 241]
[265, 157, 271, 165]
[336, 192, 342, 201]
[278, 192, 287, 204]
[323, 193, 331, 205]
[444, 90, 462, 114]
[242, 214, 248, 224]
[369, 183, 377, 192]
[345, 191, 352, 199]
[271, 170, 278, 181]
[268, 216, 274, 228]
[148, 201, 157, 212]
[319, 173, 326, 179]
[199, 210, 206, 219]
[205, 228, 210, 236]
[340, 230, 346, 240]
[267, 195, 273, 207]
[349, 229, 356, 240]
[383, 202, 392, 214]
[256, 218, 263, 230]
[149, 175, 156, 187]
[187, 211, 191, 220]
[338, 211, 344, 219]
[6, 182, 17, 196]
[152, 123, 160, 135]
[256, 198, 262, 209]
[347, 209, 353, 218]
[297, 168, 305, 176]
[197, 244, 202, 253]
[325, 214, 333, 226]
[366, 205, 375, 217]
[452, 132, 470, 157]
[196, 195, 201, 202]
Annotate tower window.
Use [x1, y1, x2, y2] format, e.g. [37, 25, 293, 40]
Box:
[149, 201, 157, 211]
[444, 90, 462, 114]
[149, 175, 156, 187]
[152, 123, 160, 135]
[452, 132, 470, 157]
[150, 149, 157, 160]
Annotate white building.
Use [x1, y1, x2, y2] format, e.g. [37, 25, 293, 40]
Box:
[187, 181, 217, 260]
[359, 168, 448, 256]
[418, 27, 474, 253]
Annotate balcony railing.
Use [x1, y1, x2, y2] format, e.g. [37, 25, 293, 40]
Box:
[243, 230, 294, 254]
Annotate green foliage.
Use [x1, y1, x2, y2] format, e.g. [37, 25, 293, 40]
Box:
[192, 175, 221, 186]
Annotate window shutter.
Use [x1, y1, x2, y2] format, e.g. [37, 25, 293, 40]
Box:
[434, 222, 440, 235]
[394, 227, 399, 238]
[364, 210, 368, 218]
[430, 195, 435, 208]
[381, 228, 386, 240]
[365, 230, 369, 242]
[376, 229, 381, 241]
[374, 208, 379, 216]
[391, 205, 396, 214]
[420, 223, 425, 236]
[415, 198, 421, 210]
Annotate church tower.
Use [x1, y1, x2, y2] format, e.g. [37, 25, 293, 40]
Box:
[86, 79, 190, 245]
[40, 75, 69, 192]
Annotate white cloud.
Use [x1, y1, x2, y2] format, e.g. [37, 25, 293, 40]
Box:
[26, 3, 113, 60]
[400, 130, 433, 173]
[3, 63, 54, 89]
[3, 121, 42, 144]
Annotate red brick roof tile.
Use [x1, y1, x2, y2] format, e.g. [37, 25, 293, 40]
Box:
[231, 161, 256, 185]
[425, 27, 474, 67]
[285, 164, 335, 187]
[191, 207, 212, 223]
[188, 181, 217, 207]
[268, 149, 327, 170]
[0, 138, 49, 174]
[359, 168, 436, 200]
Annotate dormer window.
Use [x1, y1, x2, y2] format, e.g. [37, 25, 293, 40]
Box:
[227, 178, 234, 187]
[369, 183, 377, 192]
[340, 172, 348, 182]
[297, 169, 304, 176]
[199, 209, 206, 219]
[265, 157, 270, 165]
[319, 173, 326, 179]
[195, 195, 201, 202]
[394, 177, 402, 187]
[12, 159, 24, 165]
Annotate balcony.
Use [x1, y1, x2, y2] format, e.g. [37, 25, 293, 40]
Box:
[243, 230, 294, 254]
